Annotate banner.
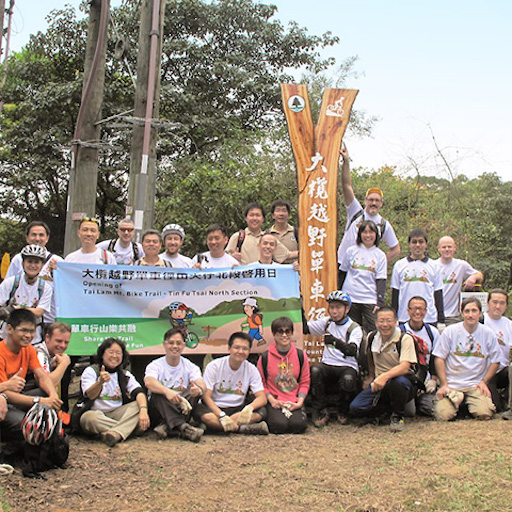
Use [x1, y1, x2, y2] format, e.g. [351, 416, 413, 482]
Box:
[55, 262, 302, 356]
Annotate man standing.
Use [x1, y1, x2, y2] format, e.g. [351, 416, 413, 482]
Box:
[391, 228, 444, 326]
[482, 290, 512, 412]
[64, 217, 117, 265]
[337, 145, 400, 265]
[0, 245, 53, 343]
[435, 236, 483, 324]
[159, 224, 193, 268]
[192, 224, 238, 269]
[145, 328, 206, 442]
[195, 332, 269, 434]
[305, 291, 363, 427]
[133, 229, 172, 267]
[0, 310, 62, 442]
[226, 203, 296, 265]
[433, 298, 500, 421]
[98, 218, 144, 265]
[268, 200, 298, 264]
[349, 306, 417, 432]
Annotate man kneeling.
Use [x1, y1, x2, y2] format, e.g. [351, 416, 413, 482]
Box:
[349, 306, 417, 432]
[145, 328, 206, 442]
[196, 332, 268, 434]
[433, 297, 499, 421]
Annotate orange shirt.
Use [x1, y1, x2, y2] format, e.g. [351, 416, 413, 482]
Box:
[247, 314, 262, 329]
[0, 341, 41, 382]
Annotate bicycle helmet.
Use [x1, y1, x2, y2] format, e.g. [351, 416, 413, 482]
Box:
[169, 301, 188, 311]
[161, 223, 185, 241]
[20, 244, 46, 261]
[326, 290, 352, 306]
[21, 403, 58, 446]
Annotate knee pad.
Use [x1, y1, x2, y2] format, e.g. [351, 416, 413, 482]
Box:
[340, 373, 357, 392]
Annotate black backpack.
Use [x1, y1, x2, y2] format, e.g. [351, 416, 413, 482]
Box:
[22, 418, 69, 478]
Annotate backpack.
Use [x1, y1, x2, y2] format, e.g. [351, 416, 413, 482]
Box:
[8, 274, 45, 305]
[367, 330, 428, 390]
[346, 209, 387, 238]
[108, 239, 140, 261]
[22, 416, 69, 478]
[260, 348, 305, 381]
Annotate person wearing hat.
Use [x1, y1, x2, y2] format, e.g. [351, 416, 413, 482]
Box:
[242, 297, 266, 347]
[159, 223, 193, 268]
[337, 145, 400, 266]
[0, 245, 53, 343]
[303, 291, 363, 427]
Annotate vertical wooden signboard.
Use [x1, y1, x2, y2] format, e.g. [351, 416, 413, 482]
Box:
[281, 84, 358, 363]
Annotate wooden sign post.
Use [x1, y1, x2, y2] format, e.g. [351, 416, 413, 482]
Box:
[281, 84, 358, 363]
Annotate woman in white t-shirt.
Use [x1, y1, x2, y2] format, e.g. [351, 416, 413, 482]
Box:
[339, 220, 387, 333]
[77, 338, 149, 447]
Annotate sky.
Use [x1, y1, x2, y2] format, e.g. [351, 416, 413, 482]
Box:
[6, 0, 512, 181]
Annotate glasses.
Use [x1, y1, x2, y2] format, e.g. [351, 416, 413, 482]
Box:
[105, 350, 123, 356]
[16, 327, 36, 335]
[80, 216, 99, 225]
[119, 228, 134, 232]
[275, 328, 293, 335]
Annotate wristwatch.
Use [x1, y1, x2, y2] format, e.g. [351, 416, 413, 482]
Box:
[0, 393, 7, 403]
[33, 396, 40, 404]
[218, 411, 226, 418]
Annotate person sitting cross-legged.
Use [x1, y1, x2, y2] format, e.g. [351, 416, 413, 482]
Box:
[195, 332, 269, 435]
[144, 328, 206, 443]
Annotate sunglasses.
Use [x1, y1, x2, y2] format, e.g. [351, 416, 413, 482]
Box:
[80, 216, 99, 225]
[276, 328, 293, 335]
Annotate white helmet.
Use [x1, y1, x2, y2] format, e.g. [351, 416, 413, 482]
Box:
[161, 223, 185, 241]
[21, 244, 46, 261]
[21, 403, 58, 446]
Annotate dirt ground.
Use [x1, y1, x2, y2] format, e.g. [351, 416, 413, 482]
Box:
[2, 416, 512, 512]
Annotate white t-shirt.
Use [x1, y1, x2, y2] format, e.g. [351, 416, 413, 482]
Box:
[432, 322, 501, 390]
[97, 239, 144, 266]
[307, 316, 363, 371]
[483, 313, 512, 371]
[159, 252, 194, 268]
[403, 321, 440, 366]
[145, 356, 202, 396]
[4, 251, 63, 324]
[391, 256, 443, 323]
[434, 258, 477, 318]
[191, 252, 238, 269]
[337, 198, 399, 263]
[64, 247, 117, 265]
[81, 366, 141, 412]
[203, 356, 264, 408]
[0, 275, 52, 342]
[340, 244, 387, 304]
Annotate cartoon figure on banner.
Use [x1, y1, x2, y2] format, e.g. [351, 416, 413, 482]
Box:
[240, 297, 266, 347]
[168, 301, 199, 349]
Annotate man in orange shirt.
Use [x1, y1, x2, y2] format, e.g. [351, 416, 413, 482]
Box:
[0, 309, 62, 441]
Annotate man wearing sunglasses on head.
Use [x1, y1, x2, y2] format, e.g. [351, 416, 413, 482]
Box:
[64, 217, 117, 265]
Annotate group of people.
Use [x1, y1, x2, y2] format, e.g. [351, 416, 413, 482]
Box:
[0, 144, 510, 463]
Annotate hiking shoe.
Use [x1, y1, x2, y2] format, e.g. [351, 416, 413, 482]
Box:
[501, 410, 512, 420]
[101, 431, 122, 447]
[154, 423, 169, 440]
[238, 421, 269, 435]
[389, 413, 405, 433]
[312, 409, 329, 428]
[336, 413, 349, 425]
[180, 424, 204, 443]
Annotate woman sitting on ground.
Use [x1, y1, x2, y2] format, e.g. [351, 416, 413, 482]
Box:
[257, 317, 310, 434]
[79, 338, 150, 447]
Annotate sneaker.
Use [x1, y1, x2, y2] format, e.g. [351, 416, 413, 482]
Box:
[101, 431, 122, 447]
[153, 423, 169, 440]
[312, 409, 329, 428]
[336, 413, 349, 425]
[389, 413, 405, 433]
[238, 421, 269, 435]
[501, 410, 512, 421]
[180, 424, 204, 443]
